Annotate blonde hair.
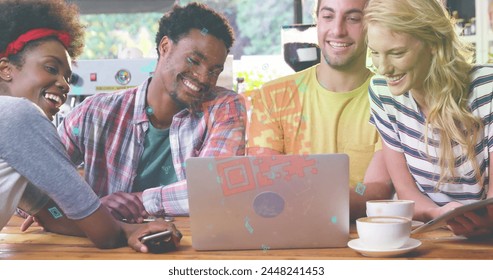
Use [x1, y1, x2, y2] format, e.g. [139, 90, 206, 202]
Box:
[365, 0, 483, 188]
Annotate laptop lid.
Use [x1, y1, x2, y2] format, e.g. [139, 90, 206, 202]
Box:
[186, 154, 349, 251]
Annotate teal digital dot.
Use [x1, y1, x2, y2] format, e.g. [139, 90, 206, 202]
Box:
[145, 106, 154, 115]
[201, 28, 209, 35]
[261, 244, 270, 252]
[244, 217, 254, 234]
[71, 86, 83, 96]
[162, 165, 172, 174]
[141, 61, 157, 73]
[355, 182, 367, 196]
[298, 82, 308, 93]
[48, 207, 63, 219]
[331, 216, 337, 224]
[72, 127, 80, 136]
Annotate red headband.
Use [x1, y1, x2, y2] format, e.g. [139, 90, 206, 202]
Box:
[0, 28, 71, 58]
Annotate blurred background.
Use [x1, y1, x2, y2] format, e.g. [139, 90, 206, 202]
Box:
[64, 0, 492, 98]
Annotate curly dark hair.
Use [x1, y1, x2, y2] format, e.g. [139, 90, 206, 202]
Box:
[0, 0, 85, 66]
[155, 2, 234, 56]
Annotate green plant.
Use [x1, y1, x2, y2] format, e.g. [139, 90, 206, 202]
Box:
[234, 70, 277, 91]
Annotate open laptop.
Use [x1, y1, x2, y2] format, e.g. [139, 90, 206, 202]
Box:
[186, 154, 349, 250]
[186, 154, 349, 251]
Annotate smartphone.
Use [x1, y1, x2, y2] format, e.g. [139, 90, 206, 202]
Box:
[141, 230, 172, 243]
[140, 230, 174, 253]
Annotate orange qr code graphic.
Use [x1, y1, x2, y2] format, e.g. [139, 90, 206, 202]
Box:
[216, 155, 317, 197]
[249, 79, 311, 153]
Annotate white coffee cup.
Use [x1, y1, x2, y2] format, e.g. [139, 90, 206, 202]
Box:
[366, 200, 415, 220]
[356, 216, 411, 249]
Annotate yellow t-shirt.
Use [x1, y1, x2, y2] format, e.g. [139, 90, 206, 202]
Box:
[247, 65, 381, 187]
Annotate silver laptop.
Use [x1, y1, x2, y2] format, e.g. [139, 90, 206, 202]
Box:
[186, 154, 349, 251]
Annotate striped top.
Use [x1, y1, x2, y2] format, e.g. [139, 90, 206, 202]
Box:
[369, 65, 493, 205]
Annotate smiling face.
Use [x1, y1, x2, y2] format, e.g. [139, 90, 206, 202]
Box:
[156, 29, 227, 112]
[367, 23, 433, 100]
[316, 0, 368, 71]
[7, 40, 71, 120]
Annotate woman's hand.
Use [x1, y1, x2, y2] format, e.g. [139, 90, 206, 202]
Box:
[427, 201, 464, 220]
[447, 204, 493, 239]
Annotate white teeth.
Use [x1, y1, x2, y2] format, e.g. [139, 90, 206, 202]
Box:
[183, 79, 200, 92]
[387, 75, 405, 82]
[329, 42, 351, 48]
[44, 93, 62, 107]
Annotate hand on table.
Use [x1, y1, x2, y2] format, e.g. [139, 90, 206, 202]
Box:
[101, 191, 148, 223]
[123, 219, 182, 253]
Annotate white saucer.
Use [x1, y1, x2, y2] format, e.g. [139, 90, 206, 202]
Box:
[412, 220, 424, 229]
[347, 238, 421, 258]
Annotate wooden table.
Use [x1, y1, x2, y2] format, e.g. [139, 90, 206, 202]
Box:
[1, 215, 493, 260]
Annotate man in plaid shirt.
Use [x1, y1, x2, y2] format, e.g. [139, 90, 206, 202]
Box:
[58, 3, 246, 223]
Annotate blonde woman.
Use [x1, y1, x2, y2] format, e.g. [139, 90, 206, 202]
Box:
[366, 0, 493, 238]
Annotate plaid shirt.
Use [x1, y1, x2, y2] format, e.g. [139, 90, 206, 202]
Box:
[58, 78, 246, 216]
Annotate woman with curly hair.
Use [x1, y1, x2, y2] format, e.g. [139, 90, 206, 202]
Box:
[0, 0, 181, 251]
[366, 0, 493, 239]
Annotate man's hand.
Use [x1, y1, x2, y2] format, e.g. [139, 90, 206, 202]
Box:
[101, 192, 148, 223]
[122, 219, 182, 253]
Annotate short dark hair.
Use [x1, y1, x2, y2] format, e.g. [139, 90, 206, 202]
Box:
[316, 0, 369, 17]
[155, 2, 235, 56]
[0, 0, 85, 65]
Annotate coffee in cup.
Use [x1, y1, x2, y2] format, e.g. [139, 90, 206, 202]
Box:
[356, 216, 411, 249]
[366, 200, 415, 220]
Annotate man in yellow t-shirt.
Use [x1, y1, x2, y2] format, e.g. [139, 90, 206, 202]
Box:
[247, 0, 393, 221]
